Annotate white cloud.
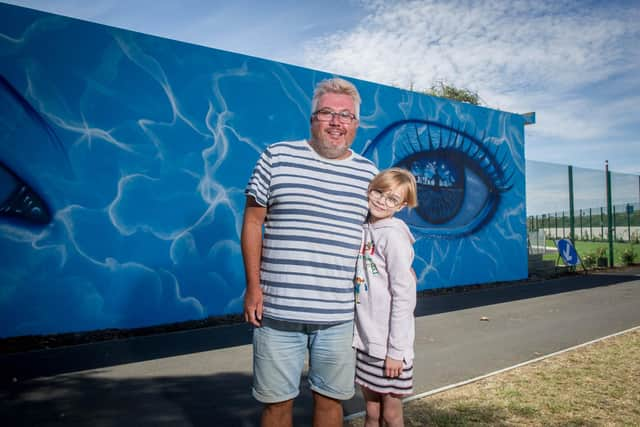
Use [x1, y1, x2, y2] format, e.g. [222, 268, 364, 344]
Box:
[303, 0, 640, 174]
[305, 0, 639, 101]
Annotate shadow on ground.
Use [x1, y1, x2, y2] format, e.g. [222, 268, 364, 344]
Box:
[2, 371, 260, 427]
[1, 370, 342, 427]
[0, 323, 253, 382]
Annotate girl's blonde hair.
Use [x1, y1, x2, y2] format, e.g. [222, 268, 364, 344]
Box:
[368, 168, 418, 208]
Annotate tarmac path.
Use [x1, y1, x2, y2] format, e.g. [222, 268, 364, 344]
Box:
[2, 268, 639, 426]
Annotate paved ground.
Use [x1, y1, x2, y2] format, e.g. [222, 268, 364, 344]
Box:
[2, 267, 640, 426]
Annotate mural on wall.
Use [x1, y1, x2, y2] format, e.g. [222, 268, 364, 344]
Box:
[0, 3, 527, 338]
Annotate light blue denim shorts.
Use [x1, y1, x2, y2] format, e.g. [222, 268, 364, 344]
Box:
[252, 317, 356, 403]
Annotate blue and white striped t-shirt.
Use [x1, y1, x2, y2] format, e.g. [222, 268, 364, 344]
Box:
[245, 140, 378, 324]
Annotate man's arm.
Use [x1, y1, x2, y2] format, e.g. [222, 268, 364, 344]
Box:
[241, 196, 267, 327]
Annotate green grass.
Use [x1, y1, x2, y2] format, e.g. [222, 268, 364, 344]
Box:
[542, 240, 638, 266]
[346, 329, 640, 426]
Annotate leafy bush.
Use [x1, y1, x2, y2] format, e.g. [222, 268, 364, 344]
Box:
[620, 248, 636, 266]
[595, 247, 608, 267]
[581, 253, 596, 269]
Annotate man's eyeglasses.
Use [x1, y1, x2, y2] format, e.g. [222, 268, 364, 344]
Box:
[369, 189, 403, 209]
[312, 109, 357, 124]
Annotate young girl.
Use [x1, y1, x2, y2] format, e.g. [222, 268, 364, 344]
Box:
[353, 167, 418, 427]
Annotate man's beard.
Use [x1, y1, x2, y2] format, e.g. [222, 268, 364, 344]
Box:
[309, 136, 351, 159]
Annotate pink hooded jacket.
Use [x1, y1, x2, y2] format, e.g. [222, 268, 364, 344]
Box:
[353, 217, 416, 362]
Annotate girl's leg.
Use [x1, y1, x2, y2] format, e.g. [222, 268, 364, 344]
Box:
[381, 394, 404, 427]
[360, 386, 382, 427]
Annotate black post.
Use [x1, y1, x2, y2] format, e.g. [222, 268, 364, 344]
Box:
[627, 204, 632, 242]
[568, 165, 575, 242]
[579, 208, 583, 240]
[613, 205, 617, 240]
[605, 161, 614, 267]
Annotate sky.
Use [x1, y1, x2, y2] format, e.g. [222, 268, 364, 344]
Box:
[4, 0, 640, 178]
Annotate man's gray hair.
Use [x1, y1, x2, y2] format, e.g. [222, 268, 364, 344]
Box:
[311, 77, 361, 119]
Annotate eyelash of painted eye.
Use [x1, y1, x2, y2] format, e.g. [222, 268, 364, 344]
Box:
[365, 119, 513, 192]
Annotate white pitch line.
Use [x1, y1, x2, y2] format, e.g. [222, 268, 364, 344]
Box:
[344, 325, 640, 422]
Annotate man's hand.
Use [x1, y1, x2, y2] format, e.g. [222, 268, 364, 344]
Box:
[385, 356, 403, 378]
[244, 286, 264, 327]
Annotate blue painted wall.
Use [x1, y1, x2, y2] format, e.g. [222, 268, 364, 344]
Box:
[0, 3, 527, 338]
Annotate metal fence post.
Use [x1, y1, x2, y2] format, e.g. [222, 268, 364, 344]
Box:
[568, 165, 575, 242]
[627, 204, 631, 242]
[547, 213, 550, 236]
[605, 161, 614, 267]
[579, 208, 583, 240]
[613, 205, 617, 240]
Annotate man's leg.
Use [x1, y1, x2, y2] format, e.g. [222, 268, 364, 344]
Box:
[307, 321, 356, 427]
[252, 319, 306, 426]
[312, 392, 342, 427]
[262, 399, 295, 427]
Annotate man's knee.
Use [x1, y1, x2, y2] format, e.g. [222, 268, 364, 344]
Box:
[312, 392, 343, 427]
[313, 392, 341, 409]
[265, 399, 294, 410]
[262, 399, 294, 427]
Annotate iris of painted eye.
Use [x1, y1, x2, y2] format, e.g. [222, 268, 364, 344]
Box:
[362, 120, 512, 238]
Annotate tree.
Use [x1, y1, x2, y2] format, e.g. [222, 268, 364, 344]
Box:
[425, 80, 481, 105]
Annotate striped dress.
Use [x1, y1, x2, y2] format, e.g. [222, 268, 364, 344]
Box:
[245, 140, 378, 324]
[355, 350, 414, 396]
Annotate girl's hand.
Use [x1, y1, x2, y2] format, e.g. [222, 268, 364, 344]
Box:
[385, 356, 403, 378]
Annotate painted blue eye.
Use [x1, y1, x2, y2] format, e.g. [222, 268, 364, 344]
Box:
[0, 163, 50, 224]
[0, 74, 68, 226]
[363, 120, 513, 238]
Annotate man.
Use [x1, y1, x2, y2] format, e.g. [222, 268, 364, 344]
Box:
[241, 77, 378, 427]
